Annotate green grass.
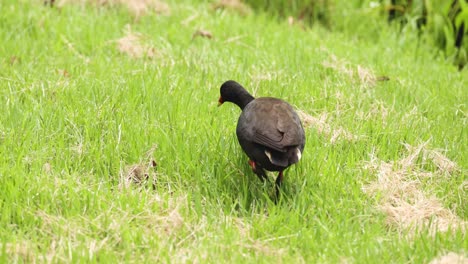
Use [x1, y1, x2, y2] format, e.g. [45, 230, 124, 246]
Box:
[0, 0, 466, 262]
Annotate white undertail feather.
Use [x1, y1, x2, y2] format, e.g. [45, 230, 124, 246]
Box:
[265, 148, 302, 164]
[296, 148, 302, 161]
[265, 150, 273, 163]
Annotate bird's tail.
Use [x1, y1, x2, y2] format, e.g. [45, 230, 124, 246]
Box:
[287, 147, 302, 165]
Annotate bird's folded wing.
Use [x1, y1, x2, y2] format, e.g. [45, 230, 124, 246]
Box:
[242, 98, 304, 152]
[252, 129, 286, 152]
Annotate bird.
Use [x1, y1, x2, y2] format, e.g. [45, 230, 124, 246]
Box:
[218, 80, 305, 197]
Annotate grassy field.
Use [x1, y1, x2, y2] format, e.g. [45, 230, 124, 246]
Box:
[0, 0, 466, 262]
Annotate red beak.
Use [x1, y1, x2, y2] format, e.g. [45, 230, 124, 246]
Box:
[218, 96, 224, 106]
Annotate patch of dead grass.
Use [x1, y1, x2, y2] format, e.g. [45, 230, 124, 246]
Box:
[363, 142, 466, 236]
[43, 162, 53, 174]
[356, 100, 390, 123]
[56, 0, 170, 17]
[16, 194, 283, 261]
[322, 54, 389, 87]
[400, 142, 460, 174]
[428, 252, 468, 264]
[237, 239, 286, 257]
[3, 238, 68, 263]
[1, 242, 35, 263]
[211, 0, 252, 16]
[248, 69, 283, 83]
[356, 65, 376, 86]
[322, 54, 354, 79]
[250, 72, 276, 81]
[223, 216, 285, 257]
[35, 194, 187, 258]
[226, 216, 251, 237]
[401, 106, 429, 126]
[117, 25, 157, 59]
[297, 110, 361, 143]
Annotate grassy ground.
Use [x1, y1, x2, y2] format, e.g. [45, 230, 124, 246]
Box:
[0, 0, 466, 262]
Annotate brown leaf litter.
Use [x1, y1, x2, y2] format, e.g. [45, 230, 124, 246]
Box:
[117, 25, 157, 58]
[297, 110, 361, 143]
[362, 142, 466, 236]
[322, 54, 389, 87]
[54, 0, 170, 17]
[428, 252, 468, 264]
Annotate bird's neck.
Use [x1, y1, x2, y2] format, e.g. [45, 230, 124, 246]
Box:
[236, 92, 255, 110]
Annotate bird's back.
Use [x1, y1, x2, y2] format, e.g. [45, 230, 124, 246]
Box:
[236, 97, 305, 170]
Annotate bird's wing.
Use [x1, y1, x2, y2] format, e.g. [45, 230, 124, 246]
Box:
[239, 98, 304, 152]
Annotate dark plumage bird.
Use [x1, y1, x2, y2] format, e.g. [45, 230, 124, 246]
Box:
[218, 80, 305, 197]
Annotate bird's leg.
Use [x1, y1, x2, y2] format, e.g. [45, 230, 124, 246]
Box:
[248, 160, 268, 182]
[275, 171, 284, 198]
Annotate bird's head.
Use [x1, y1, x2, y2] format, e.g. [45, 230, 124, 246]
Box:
[218, 80, 254, 110]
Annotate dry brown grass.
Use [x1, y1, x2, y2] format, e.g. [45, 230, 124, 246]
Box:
[322, 54, 389, 87]
[297, 110, 361, 143]
[356, 100, 390, 123]
[116, 25, 157, 59]
[410, 145, 460, 174]
[399, 106, 431, 130]
[322, 54, 354, 79]
[42, 162, 53, 174]
[356, 65, 377, 86]
[211, 0, 252, 16]
[363, 142, 466, 236]
[31, 194, 187, 262]
[224, 216, 285, 257]
[428, 252, 468, 264]
[34, 195, 281, 261]
[56, 0, 170, 17]
[1, 242, 36, 263]
[249, 71, 280, 82]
